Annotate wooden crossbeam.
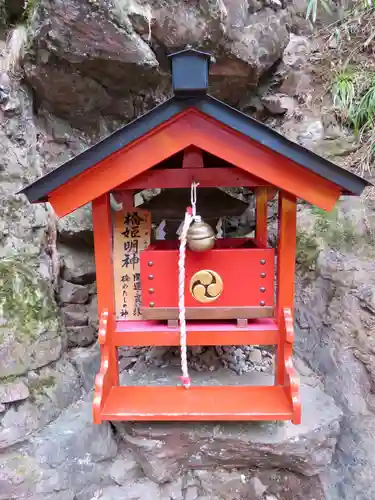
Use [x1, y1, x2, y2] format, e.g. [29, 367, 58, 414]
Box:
[114, 319, 279, 346]
[115, 167, 268, 190]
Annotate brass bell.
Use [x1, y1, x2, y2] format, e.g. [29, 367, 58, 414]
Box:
[187, 219, 215, 252]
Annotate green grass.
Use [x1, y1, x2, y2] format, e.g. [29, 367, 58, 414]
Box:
[330, 69, 375, 171]
[307, 0, 375, 23]
[306, 0, 332, 22]
[352, 79, 375, 134]
[331, 70, 356, 117]
[310, 0, 375, 172]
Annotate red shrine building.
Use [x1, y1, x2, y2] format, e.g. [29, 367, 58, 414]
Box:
[20, 49, 370, 425]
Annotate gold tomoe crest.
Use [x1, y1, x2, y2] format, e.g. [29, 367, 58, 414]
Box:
[189, 270, 223, 303]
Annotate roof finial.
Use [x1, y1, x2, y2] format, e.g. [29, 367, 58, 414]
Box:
[169, 48, 210, 97]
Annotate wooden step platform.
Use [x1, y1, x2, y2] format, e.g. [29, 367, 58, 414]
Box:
[101, 385, 293, 421]
[114, 319, 279, 346]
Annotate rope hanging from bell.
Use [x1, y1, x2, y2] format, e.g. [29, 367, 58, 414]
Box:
[178, 182, 215, 389]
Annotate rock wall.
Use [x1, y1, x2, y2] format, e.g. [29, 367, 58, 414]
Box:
[295, 226, 375, 500]
[0, 1, 375, 499]
[23, 0, 294, 130]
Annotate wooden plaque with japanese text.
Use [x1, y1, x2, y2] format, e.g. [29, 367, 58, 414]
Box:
[113, 209, 151, 320]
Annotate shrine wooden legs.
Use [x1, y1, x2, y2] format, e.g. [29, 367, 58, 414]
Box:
[92, 194, 119, 423]
[276, 191, 296, 318]
[275, 191, 300, 424]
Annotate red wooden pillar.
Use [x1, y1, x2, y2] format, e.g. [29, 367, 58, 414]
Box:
[255, 188, 268, 247]
[275, 191, 297, 385]
[92, 193, 119, 385]
[276, 191, 296, 317]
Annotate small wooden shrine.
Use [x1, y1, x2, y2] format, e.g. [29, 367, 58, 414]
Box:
[20, 49, 370, 425]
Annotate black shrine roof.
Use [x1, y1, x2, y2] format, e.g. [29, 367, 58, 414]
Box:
[20, 49, 371, 204]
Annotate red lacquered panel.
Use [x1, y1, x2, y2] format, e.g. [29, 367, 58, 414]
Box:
[140, 246, 275, 308]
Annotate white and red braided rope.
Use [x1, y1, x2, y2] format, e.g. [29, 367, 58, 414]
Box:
[178, 207, 193, 388]
[178, 182, 200, 388]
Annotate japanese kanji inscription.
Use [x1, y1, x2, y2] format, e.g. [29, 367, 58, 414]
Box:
[113, 209, 151, 319]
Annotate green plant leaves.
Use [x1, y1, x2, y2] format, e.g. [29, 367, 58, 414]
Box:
[306, 0, 332, 22]
[352, 80, 375, 133]
[331, 70, 356, 115]
[330, 68, 375, 169]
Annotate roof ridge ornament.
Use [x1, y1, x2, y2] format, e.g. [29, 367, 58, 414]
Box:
[168, 48, 211, 97]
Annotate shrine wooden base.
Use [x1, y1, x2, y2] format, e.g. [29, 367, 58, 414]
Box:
[93, 308, 301, 424]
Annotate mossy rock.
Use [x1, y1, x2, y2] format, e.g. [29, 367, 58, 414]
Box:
[0, 254, 62, 377]
[0, 336, 28, 378]
[312, 206, 357, 250]
[57, 203, 93, 245]
[296, 229, 320, 272]
[296, 203, 359, 274]
[0, 452, 42, 495]
[0, 253, 58, 338]
[28, 374, 56, 402]
[313, 137, 359, 159]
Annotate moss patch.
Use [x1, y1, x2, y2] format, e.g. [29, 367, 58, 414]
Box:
[312, 206, 357, 250]
[296, 230, 321, 272]
[0, 374, 20, 384]
[296, 206, 358, 272]
[23, 0, 40, 22]
[28, 375, 56, 402]
[2, 453, 42, 483]
[0, 254, 58, 343]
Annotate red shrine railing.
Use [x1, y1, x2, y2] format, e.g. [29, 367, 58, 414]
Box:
[93, 306, 301, 424]
[93, 309, 118, 423]
[279, 308, 301, 424]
